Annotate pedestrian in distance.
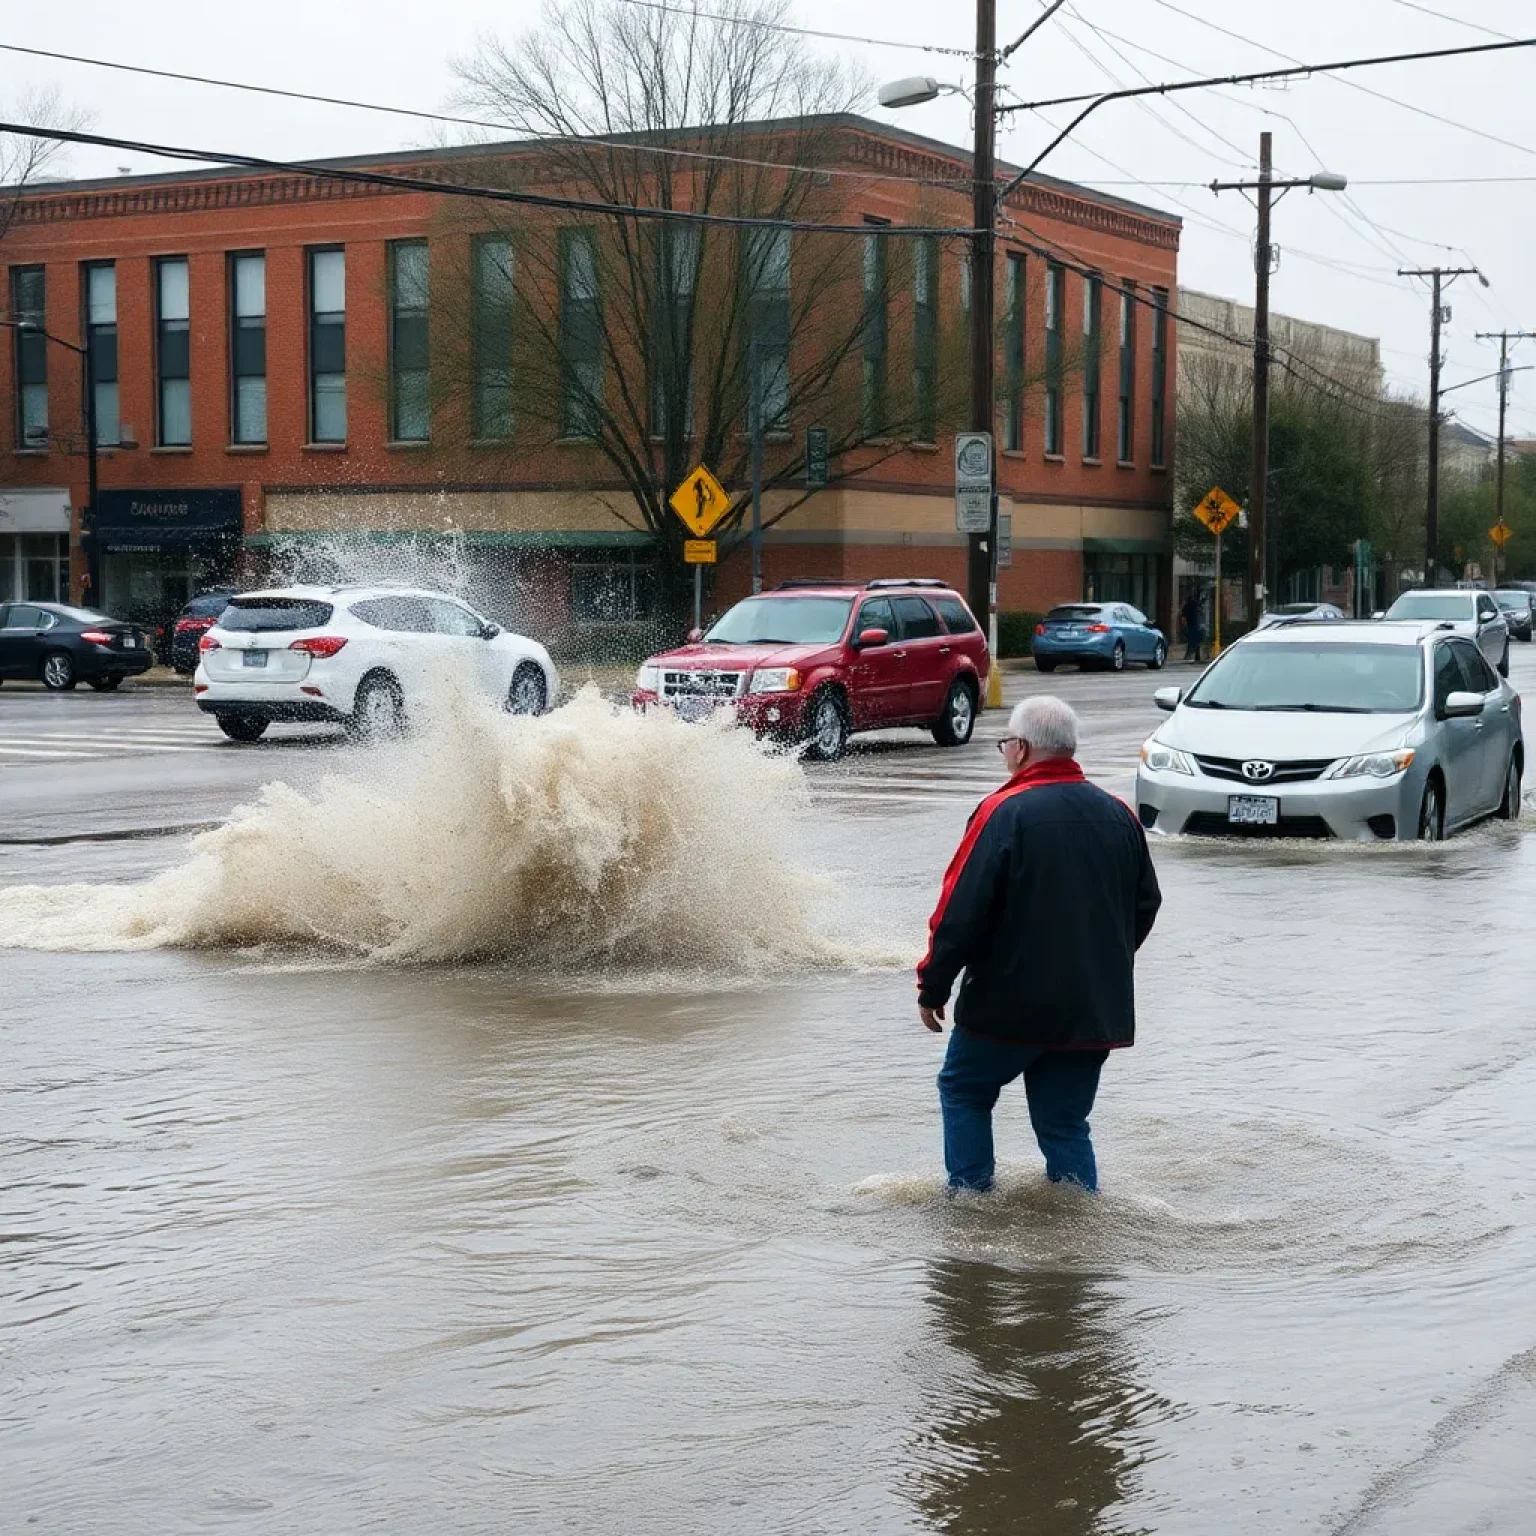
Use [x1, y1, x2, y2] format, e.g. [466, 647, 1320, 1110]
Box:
[916, 696, 1162, 1195]
[1180, 590, 1204, 663]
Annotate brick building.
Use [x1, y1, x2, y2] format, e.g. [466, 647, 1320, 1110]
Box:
[0, 115, 1179, 644]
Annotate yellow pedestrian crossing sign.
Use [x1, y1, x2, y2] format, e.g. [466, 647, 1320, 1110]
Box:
[1490, 519, 1513, 550]
[670, 463, 731, 538]
[1193, 486, 1241, 537]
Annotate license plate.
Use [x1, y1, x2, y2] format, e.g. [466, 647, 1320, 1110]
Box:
[242, 649, 268, 669]
[1228, 795, 1279, 826]
[1057, 627, 1080, 638]
[122, 636, 136, 649]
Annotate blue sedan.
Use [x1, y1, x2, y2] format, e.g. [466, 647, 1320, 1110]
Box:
[1032, 602, 1167, 672]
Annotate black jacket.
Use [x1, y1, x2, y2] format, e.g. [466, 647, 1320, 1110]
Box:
[916, 759, 1161, 1049]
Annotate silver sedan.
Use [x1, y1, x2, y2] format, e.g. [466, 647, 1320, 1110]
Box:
[1135, 622, 1523, 841]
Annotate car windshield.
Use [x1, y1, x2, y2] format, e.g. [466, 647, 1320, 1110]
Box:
[1183, 642, 1423, 713]
[221, 596, 335, 632]
[1045, 605, 1103, 622]
[1495, 592, 1528, 611]
[1385, 593, 1473, 621]
[705, 596, 852, 645]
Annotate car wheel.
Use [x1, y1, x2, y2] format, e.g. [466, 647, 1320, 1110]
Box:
[216, 714, 269, 742]
[1035, 658, 1057, 673]
[1417, 778, 1445, 841]
[1498, 644, 1510, 678]
[87, 676, 123, 692]
[40, 651, 76, 691]
[348, 673, 406, 742]
[1148, 640, 1167, 671]
[802, 689, 849, 762]
[932, 677, 978, 747]
[1498, 754, 1522, 820]
[506, 662, 548, 716]
[1110, 641, 1127, 672]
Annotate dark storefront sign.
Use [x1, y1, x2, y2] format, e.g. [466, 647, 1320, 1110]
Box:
[91, 488, 243, 551]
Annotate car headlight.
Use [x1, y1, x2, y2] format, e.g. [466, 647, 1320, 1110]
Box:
[1328, 748, 1415, 779]
[748, 667, 802, 695]
[635, 665, 660, 692]
[1140, 740, 1195, 775]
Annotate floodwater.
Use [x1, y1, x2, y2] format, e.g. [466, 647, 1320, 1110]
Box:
[4, 680, 1536, 1532]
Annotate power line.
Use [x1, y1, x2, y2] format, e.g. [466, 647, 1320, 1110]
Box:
[0, 41, 973, 191]
[1385, 0, 1517, 41]
[606, 0, 975, 57]
[1141, 0, 1536, 161]
[0, 120, 981, 235]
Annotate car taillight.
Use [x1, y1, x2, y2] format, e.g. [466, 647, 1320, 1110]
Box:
[199, 633, 221, 652]
[80, 630, 113, 644]
[1035, 623, 1046, 636]
[289, 636, 348, 658]
[1087, 623, 1111, 633]
[175, 616, 213, 633]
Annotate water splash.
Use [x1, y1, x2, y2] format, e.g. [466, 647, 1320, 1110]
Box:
[0, 687, 884, 972]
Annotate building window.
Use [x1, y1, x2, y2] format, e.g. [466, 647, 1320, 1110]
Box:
[11, 266, 47, 449]
[472, 237, 513, 441]
[1151, 286, 1169, 467]
[913, 236, 937, 443]
[652, 224, 698, 440]
[0, 533, 69, 602]
[84, 263, 119, 447]
[743, 227, 790, 433]
[560, 229, 603, 439]
[1003, 253, 1025, 451]
[230, 253, 266, 445]
[308, 248, 346, 443]
[389, 241, 429, 443]
[155, 258, 191, 447]
[1082, 273, 1101, 459]
[1043, 263, 1063, 456]
[861, 227, 889, 436]
[570, 550, 656, 623]
[1117, 283, 1136, 463]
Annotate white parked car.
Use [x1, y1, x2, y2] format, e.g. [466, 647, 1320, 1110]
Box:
[1381, 588, 1510, 676]
[193, 585, 559, 741]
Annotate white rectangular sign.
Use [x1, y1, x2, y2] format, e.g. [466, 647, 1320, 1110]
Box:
[955, 432, 993, 534]
[998, 512, 1012, 569]
[956, 487, 991, 534]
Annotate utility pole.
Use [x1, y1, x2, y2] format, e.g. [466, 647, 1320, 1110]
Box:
[1474, 328, 1536, 584]
[967, 0, 997, 647]
[1250, 132, 1273, 623]
[1399, 265, 1482, 585]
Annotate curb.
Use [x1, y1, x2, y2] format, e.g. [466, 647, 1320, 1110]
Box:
[2, 671, 191, 693]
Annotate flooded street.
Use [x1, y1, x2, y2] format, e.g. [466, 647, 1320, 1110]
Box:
[5, 659, 1536, 1533]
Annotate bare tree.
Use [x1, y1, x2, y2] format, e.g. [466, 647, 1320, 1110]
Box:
[1, 86, 89, 247]
[422, 0, 980, 607]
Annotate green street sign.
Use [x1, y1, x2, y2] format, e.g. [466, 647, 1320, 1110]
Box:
[805, 427, 829, 488]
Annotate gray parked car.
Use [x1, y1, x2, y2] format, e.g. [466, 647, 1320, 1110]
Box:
[1494, 589, 1534, 642]
[1382, 588, 1510, 676]
[1136, 622, 1522, 841]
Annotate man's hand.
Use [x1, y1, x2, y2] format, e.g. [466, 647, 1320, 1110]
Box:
[919, 1004, 946, 1034]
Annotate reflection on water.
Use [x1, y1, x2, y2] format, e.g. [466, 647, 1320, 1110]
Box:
[911, 1259, 1166, 1535]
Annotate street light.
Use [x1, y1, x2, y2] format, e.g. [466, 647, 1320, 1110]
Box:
[0, 316, 99, 602]
[1211, 136, 1348, 620]
[877, 77, 943, 109]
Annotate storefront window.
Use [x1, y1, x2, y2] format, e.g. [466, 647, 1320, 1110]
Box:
[1083, 551, 1159, 619]
[570, 551, 656, 624]
[0, 533, 69, 602]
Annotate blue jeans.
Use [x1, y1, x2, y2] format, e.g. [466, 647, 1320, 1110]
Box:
[937, 1028, 1109, 1193]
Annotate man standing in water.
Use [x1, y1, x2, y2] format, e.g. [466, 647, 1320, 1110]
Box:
[916, 696, 1161, 1194]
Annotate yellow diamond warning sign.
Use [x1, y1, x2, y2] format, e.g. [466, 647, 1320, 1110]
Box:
[1490, 519, 1513, 550]
[1193, 486, 1241, 537]
[669, 463, 731, 538]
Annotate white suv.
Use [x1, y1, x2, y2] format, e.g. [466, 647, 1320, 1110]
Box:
[193, 585, 559, 742]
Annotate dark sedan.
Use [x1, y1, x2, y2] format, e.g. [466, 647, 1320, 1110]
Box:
[170, 588, 237, 674]
[0, 602, 153, 690]
[1494, 589, 1534, 642]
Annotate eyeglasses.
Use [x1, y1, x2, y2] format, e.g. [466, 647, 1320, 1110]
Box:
[996, 737, 1024, 755]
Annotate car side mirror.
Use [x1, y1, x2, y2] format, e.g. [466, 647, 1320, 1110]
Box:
[687, 627, 703, 644]
[1371, 611, 1385, 621]
[856, 627, 890, 648]
[1153, 686, 1182, 712]
[480, 622, 501, 639]
[1442, 690, 1484, 719]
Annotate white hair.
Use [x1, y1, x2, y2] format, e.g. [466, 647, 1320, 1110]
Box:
[1008, 695, 1079, 758]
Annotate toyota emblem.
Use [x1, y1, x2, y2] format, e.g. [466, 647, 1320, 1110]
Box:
[1241, 760, 1277, 782]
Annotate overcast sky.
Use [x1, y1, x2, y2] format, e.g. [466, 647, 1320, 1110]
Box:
[5, 0, 1535, 440]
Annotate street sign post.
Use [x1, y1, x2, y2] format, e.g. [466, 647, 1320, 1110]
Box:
[954, 431, 992, 534]
[670, 463, 731, 630]
[1193, 487, 1241, 654]
[805, 427, 829, 488]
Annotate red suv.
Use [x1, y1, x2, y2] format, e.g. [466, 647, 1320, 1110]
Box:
[632, 579, 991, 759]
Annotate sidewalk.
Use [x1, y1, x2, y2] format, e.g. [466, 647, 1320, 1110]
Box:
[1, 666, 190, 693]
